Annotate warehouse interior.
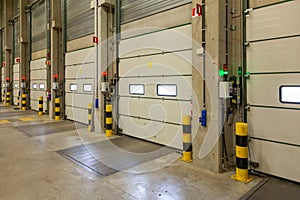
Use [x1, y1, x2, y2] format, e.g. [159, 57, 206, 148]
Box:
[0, 0, 299, 199]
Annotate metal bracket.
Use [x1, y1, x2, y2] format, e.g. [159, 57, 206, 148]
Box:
[230, 8, 237, 14]
[25, 6, 31, 13]
[245, 74, 250, 79]
[244, 8, 253, 14]
[244, 8, 253, 18]
[230, 25, 237, 31]
[244, 42, 250, 47]
[245, 104, 251, 111]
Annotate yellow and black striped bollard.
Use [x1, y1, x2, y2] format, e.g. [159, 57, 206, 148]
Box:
[88, 103, 92, 131]
[55, 97, 60, 120]
[17, 95, 20, 109]
[181, 115, 192, 162]
[38, 96, 43, 116]
[105, 104, 113, 137]
[21, 94, 26, 110]
[232, 122, 253, 183]
[6, 92, 11, 106]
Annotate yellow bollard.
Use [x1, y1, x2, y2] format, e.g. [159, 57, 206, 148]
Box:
[38, 96, 43, 116]
[232, 122, 253, 183]
[105, 104, 113, 137]
[54, 97, 60, 120]
[88, 103, 93, 132]
[16, 95, 19, 108]
[6, 92, 11, 106]
[181, 115, 192, 162]
[21, 94, 26, 110]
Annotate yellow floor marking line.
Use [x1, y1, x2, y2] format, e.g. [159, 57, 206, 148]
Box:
[0, 120, 10, 124]
[19, 117, 35, 122]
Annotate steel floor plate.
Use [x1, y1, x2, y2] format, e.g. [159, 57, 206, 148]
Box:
[58, 136, 175, 177]
[15, 121, 86, 137]
[241, 177, 300, 200]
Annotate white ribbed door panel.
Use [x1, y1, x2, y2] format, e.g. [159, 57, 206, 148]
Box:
[119, 24, 192, 149]
[246, 1, 300, 182]
[65, 48, 95, 124]
[30, 58, 47, 112]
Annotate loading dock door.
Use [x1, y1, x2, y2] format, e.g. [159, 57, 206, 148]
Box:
[65, 48, 95, 124]
[30, 59, 47, 112]
[30, 1, 47, 113]
[119, 24, 192, 149]
[246, 1, 300, 182]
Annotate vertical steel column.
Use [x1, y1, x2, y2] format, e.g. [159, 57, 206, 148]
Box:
[20, 0, 30, 111]
[51, 0, 63, 120]
[242, 0, 248, 122]
[4, 0, 12, 106]
[115, 0, 120, 133]
[0, 28, 3, 102]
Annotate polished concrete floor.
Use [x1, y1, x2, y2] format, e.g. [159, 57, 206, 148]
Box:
[0, 104, 297, 200]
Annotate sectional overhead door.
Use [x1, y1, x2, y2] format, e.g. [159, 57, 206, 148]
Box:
[30, 59, 47, 112]
[246, 1, 300, 182]
[65, 48, 95, 124]
[118, 24, 192, 149]
[30, 0, 47, 112]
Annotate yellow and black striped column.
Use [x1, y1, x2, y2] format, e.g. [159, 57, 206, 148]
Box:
[21, 94, 27, 110]
[88, 103, 92, 131]
[2, 93, 5, 104]
[105, 104, 113, 137]
[181, 115, 192, 162]
[55, 97, 60, 120]
[6, 91, 11, 106]
[38, 96, 43, 116]
[17, 95, 20, 108]
[232, 122, 253, 183]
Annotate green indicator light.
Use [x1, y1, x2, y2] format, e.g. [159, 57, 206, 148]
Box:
[246, 72, 250, 75]
[219, 70, 225, 77]
[238, 67, 242, 75]
[224, 71, 229, 75]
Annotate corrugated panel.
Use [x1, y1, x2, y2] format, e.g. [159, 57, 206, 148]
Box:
[31, 0, 47, 52]
[13, 18, 19, 58]
[12, 0, 19, 16]
[0, 30, 3, 64]
[66, 0, 94, 41]
[121, 0, 191, 24]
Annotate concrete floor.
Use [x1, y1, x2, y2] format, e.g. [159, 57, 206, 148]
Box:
[0, 104, 266, 200]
